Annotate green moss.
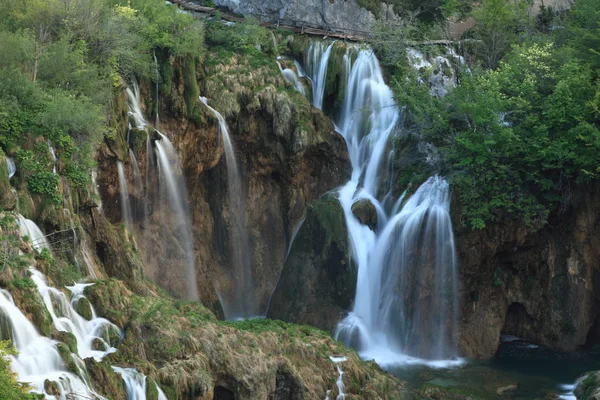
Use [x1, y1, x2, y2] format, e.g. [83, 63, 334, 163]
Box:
[183, 55, 201, 125]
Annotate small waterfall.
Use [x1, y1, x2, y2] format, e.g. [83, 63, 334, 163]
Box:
[298, 45, 460, 363]
[328, 356, 347, 400]
[304, 40, 335, 109]
[126, 82, 147, 131]
[199, 97, 255, 319]
[6, 157, 16, 179]
[155, 132, 199, 301]
[113, 367, 168, 400]
[117, 161, 133, 231]
[48, 140, 57, 174]
[277, 61, 305, 95]
[31, 269, 121, 361]
[16, 214, 50, 252]
[0, 288, 103, 399]
[113, 367, 146, 399]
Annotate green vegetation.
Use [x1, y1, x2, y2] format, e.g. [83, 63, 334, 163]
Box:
[380, 0, 600, 230]
[0, 341, 35, 399]
[0, 0, 204, 203]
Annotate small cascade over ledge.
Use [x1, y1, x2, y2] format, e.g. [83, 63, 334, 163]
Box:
[200, 97, 256, 320]
[298, 42, 460, 364]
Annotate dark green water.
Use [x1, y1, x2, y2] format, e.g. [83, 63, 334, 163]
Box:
[387, 337, 600, 399]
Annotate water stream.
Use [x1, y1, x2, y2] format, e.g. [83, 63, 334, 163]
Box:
[298, 43, 460, 362]
[6, 156, 16, 179]
[199, 97, 255, 319]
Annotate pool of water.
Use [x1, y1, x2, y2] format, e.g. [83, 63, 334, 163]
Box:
[386, 337, 600, 399]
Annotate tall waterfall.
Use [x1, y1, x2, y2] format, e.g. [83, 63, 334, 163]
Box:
[304, 40, 335, 109]
[126, 82, 147, 131]
[300, 45, 460, 362]
[117, 161, 133, 231]
[155, 133, 199, 301]
[199, 97, 255, 319]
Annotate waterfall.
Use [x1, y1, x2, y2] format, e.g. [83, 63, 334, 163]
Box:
[48, 140, 57, 174]
[6, 157, 16, 179]
[304, 40, 335, 109]
[277, 61, 306, 95]
[199, 97, 255, 319]
[113, 367, 168, 400]
[30, 269, 121, 361]
[16, 214, 50, 252]
[300, 45, 460, 363]
[155, 133, 199, 301]
[117, 161, 133, 231]
[129, 149, 145, 227]
[329, 356, 347, 400]
[0, 288, 104, 399]
[126, 82, 147, 131]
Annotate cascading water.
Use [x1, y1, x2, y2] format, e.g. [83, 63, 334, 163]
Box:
[126, 82, 147, 131]
[48, 140, 57, 174]
[155, 132, 199, 301]
[304, 40, 335, 109]
[16, 214, 50, 252]
[299, 44, 460, 363]
[276, 61, 305, 95]
[113, 367, 168, 400]
[129, 149, 145, 227]
[6, 157, 16, 179]
[117, 161, 134, 231]
[199, 97, 255, 319]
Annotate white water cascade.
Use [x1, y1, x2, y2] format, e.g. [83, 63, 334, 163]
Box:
[6, 157, 16, 179]
[16, 214, 50, 252]
[276, 61, 305, 95]
[304, 40, 335, 109]
[298, 44, 460, 364]
[199, 97, 255, 319]
[113, 367, 169, 400]
[117, 161, 134, 231]
[48, 140, 57, 174]
[155, 132, 199, 301]
[126, 82, 147, 131]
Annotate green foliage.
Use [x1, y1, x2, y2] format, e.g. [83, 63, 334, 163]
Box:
[206, 19, 276, 56]
[385, 5, 600, 230]
[26, 172, 60, 203]
[0, 340, 35, 399]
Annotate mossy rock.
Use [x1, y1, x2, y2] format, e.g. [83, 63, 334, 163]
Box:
[56, 343, 79, 374]
[74, 297, 93, 320]
[575, 372, 600, 400]
[351, 199, 378, 230]
[85, 358, 126, 400]
[44, 379, 61, 396]
[268, 196, 356, 331]
[53, 330, 78, 353]
[0, 153, 16, 210]
[146, 376, 159, 400]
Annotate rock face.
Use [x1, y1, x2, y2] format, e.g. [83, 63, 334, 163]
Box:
[97, 52, 350, 315]
[455, 182, 600, 358]
[268, 196, 356, 332]
[211, 0, 399, 33]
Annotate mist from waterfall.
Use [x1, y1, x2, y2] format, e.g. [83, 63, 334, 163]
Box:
[299, 44, 460, 363]
[304, 40, 335, 109]
[199, 97, 255, 319]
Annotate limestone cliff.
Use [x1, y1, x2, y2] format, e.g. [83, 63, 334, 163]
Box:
[211, 0, 399, 33]
[97, 50, 350, 315]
